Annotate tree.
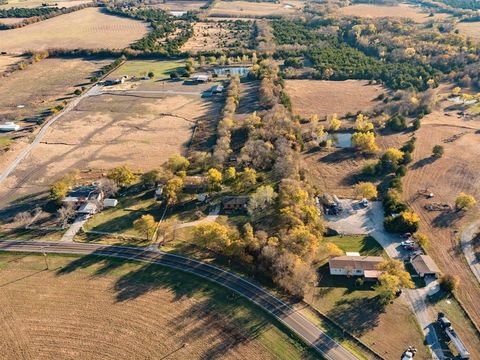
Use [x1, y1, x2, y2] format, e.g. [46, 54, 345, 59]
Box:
[415, 233, 429, 251]
[328, 113, 341, 131]
[355, 113, 374, 132]
[164, 177, 183, 205]
[50, 180, 70, 202]
[207, 168, 223, 191]
[57, 203, 76, 227]
[432, 145, 444, 158]
[384, 211, 420, 233]
[452, 86, 461, 96]
[147, 71, 154, 79]
[354, 182, 378, 200]
[236, 167, 257, 192]
[13, 211, 32, 225]
[248, 185, 277, 214]
[352, 131, 379, 153]
[141, 170, 159, 188]
[194, 222, 232, 253]
[224, 166, 237, 183]
[382, 148, 404, 169]
[107, 166, 136, 187]
[439, 274, 459, 293]
[134, 214, 157, 240]
[165, 154, 190, 174]
[375, 273, 401, 304]
[98, 178, 119, 197]
[326, 242, 343, 257]
[455, 192, 476, 211]
[376, 259, 414, 289]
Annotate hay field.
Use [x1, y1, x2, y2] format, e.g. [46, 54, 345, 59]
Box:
[285, 80, 384, 119]
[152, 0, 207, 11]
[181, 21, 252, 52]
[0, 0, 91, 9]
[0, 82, 223, 203]
[402, 110, 480, 330]
[0, 253, 317, 360]
[338, 3, 449, 23]
[0, 8, 150, 54]
[456, 22, 480, 42]
[210, 0, 304, 18]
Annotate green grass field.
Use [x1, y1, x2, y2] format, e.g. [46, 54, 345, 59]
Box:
[325, 234, 386, 256]
[110, 60, 185, 80]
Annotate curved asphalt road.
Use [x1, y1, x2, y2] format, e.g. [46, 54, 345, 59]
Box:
[0, 240, 358, 360]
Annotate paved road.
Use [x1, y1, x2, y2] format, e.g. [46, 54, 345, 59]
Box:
[461, 221, 480, 283]
[0, 240, 358, 360]
[0, 86, 100, 186]
[103, 89, 203, 96]
[60, 217, 87, 242]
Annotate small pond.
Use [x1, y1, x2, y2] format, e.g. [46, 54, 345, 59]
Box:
[213, 67, 250, 77]
[320, 133, 353, 148]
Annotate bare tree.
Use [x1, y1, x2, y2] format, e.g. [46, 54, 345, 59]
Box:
[13, 211, 32, 225]
[98, 178, 119, 198]
[57, 203, 76, 227]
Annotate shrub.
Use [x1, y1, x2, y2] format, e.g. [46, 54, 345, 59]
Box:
[439, 274, 459, 293]
[386, 114, 407, 132]
[432, 145, 444, 158]
[455, 192, 477, 211]
[384, 211, 420, 233]
[395, 165, 407, 177]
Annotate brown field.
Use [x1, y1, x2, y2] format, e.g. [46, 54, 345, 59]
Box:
[0, 17, 26, 25]
[0, 54, 22, 72]
[456, 22, 480, 42]
[210, 0, 304, 18]
[0, 253, 316, 360]
[402, 108, 480, 329]
[285, 80, 384, 119]
[151, 0, 207, 11]
[338, 3, 450, 23]
[0, 8, 150, 54]
[0, 0, 91, 9]
[181, 21, 252, 52]
[0, 81, 223, 204]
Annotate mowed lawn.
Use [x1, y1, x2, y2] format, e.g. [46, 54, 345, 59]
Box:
[109, 60, 185, 80]
[0, 253, 320, 360]
[0, 7, 150, 54]
[314, 235, 429, 359]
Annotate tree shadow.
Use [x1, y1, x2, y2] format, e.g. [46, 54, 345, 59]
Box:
[327, 296, 385, 337]
[410, 156, 436, 170]
[431, 210, 463, 229]
[319, 148, 358, 164]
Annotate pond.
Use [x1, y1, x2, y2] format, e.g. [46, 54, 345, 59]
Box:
[213, 67, 250, 77]
[321, 133, 353, 148]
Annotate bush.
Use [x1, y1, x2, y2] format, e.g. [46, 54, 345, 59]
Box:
[395, 165, 407, 177]
[439, 274, 459, 293]
[384, 211, 420, 234]
[402, 151, 413, 165]
[432, 145, 444, 158]
[412, 118, 421, 130]
[386, 114, 407, 132]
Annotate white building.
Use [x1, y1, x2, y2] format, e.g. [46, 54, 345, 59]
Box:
[329, 255, 384, 276]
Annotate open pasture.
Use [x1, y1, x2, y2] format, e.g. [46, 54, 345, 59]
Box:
[456, 21, 480, 42]
[0, 80, 223, 204]
[151, 0, 207, 11]
[181, 20, 252, 52]
[285, 79, 384, 119]
[109, 59, 185, 80]
[0, 7, 149, 54]
[210, 0, 304, 18]
[338, 3, 449, 23]
[0, 0, 91, 9]
[0, 253, 317, 360]
[402, 109, 480, 327]
[0, 54, 22, 72]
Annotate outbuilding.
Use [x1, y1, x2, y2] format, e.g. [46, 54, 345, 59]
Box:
[411, 254, 441, 277]
[222, 196, 249, 211]
[77, 202, 98, 215]
[103, 198, 118, 208]
[191, 74, 210, 83]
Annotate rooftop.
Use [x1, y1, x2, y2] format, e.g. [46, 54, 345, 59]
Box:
[411, 254, 441, 274]
[329, 256, 384, 270]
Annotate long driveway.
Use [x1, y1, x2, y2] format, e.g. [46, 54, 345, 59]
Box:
[0, 85, 100, 185]
[0, 240, 358, 360]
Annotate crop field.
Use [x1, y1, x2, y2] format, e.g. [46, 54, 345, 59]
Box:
[181, 21, 252, 52]
[0, 0, 91, 8]
[0, 80, 223, 205]
[210, 0, 304, 18]
[285, 80, 384, 119]
[338, 4, 449, 23]
[402, 108, 480, 326]
[456, 22, 480, 42]
[0, 253, 318, 360]
[109, 59, 185, 80]
[0, 8, 150, 54]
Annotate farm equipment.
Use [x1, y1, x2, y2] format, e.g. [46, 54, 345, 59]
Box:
[424, 203, 452, 211]
[401, 346, 417, 360]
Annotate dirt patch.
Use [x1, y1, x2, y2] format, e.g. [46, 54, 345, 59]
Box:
[0, 8, 150, 54]
[0, 55, 23, 72]
[285, 80, 384, 119]
[0, 17, 26, 25]
[456, 22, 480, 42]
[181, 21, 252, 53]
[0, 254, 297, 360]
[338, 3, 450, 23]
[210, 0, 304, 18]
[402, 108, 480, 326]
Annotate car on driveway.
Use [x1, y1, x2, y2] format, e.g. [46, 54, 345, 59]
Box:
[401, 239, 415, 247]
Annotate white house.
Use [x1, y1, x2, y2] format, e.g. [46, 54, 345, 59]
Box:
[0, 122, 20, 132]
[329, 255, 384, 276]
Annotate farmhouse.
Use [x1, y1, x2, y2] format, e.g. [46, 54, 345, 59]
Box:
[77, 202, 98, 216]
[222, 196, 249, 211]
[63, 186, 103, 204]
[411, 254, 441, 278]
[183, 176, 208, 193]
[329, 256, 384, 276]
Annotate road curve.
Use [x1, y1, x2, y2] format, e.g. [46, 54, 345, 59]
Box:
[0, 240, 358, 360]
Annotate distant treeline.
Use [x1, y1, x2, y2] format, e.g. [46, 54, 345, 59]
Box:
[434, 0, 480, 10]
[0, 7, 58, 18]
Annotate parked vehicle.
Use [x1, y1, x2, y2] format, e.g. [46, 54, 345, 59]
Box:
[401, 239, 414, 247]
[360, 198, 369, 207]
[401, 346, 417, 360]
[437, 313, 470, 359]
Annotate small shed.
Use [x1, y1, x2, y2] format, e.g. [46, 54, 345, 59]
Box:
[222, 196, 249, 211]
[411, 254, 441, 277]
[104, 198, 118, 208]
[191, 74, 210, 83]
[364, 270, 382, 282]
